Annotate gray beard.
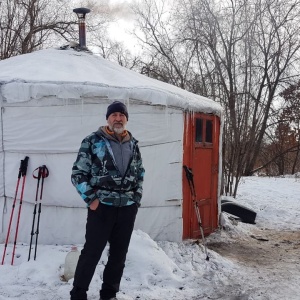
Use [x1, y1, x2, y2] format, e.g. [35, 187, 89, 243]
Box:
[109, 124, 125, 135]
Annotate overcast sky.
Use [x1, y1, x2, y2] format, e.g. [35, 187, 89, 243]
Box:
[107, 0, 141, 52]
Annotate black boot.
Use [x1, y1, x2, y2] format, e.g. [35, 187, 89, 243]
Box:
[70, 286, 87, 300]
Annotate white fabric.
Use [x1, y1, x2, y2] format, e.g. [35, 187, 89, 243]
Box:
[0, 152, 4, 197]
[4, 152, 81, 207]
[0, 112, 3, 152]
[141, 143, 183, 207]
[0, 196, 5, 234]
[0, 200, 182, 244]
[2, 102, 183, 152]
[135, 206, 183, 242]
[0, 109, 3, 198]
[0, 198, 87, 245]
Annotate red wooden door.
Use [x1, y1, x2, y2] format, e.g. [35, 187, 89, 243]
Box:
[182, 113, 220, 239]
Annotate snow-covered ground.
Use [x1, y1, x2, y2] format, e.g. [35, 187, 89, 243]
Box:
[1, 176, 300, 300]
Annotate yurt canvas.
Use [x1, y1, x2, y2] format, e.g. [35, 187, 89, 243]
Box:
[0, 48, 223, 246]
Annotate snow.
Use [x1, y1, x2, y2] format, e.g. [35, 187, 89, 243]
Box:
[0, 48, 222, 116]
[1, 176, 300, 300]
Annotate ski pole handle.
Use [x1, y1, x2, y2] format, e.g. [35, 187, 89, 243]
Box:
[41, 165, 49, 178]
[20, 156, 29, 177]
[183, 165, 196, 197]
[33, 165, 49, 179]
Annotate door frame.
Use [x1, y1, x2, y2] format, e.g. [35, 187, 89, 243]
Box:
[182, 112, 220, 239]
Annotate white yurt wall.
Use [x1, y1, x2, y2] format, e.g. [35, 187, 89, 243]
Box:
[0, 105, 4, 235]
[0, 97, 184, 245]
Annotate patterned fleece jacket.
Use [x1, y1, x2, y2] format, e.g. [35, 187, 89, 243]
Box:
[71, 127, 145, 207]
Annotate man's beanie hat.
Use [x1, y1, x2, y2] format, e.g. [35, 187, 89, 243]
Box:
[106, 101, 129, 120]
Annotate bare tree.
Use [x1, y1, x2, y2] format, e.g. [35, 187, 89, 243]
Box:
[0, 0, 78, 59]
[0, 0, 118, 60]
[92, 33, 143, 69]
[131, 0, 300, 196]
[178, 0, 300, 195]
[131, 0, 199, 89]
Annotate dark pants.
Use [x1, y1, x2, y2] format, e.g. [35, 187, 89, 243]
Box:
[70, 203, 138, 300]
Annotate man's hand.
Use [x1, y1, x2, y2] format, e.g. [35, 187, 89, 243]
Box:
[89, 200, 99, 210]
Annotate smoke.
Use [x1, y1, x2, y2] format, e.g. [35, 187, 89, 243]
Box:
[109, 0, 136, 20]
[72, 0, 136, 20]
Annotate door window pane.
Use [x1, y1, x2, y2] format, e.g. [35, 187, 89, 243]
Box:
[206, 120, 213, 143]
[195, 118, 203, 142]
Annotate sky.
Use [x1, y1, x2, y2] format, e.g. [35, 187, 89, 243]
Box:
[71, 0, 139, 52]
[1, 176, 300, 300]
[107, 0, 138, 50]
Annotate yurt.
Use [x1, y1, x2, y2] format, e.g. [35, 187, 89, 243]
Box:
[0, 47, 222, 246]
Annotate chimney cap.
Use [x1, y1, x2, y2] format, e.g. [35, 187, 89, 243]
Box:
[73, 7, 91, 18]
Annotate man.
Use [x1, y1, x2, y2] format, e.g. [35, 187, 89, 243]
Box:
[70, 101, 145, 300]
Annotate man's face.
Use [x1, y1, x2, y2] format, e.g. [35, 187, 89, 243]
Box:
[107, 112, 128, 134]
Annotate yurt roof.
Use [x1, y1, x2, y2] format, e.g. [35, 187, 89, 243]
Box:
[0, 48, 222, 115]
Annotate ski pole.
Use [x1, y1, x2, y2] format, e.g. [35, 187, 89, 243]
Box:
[33, 165, 49, 260]
[1, 158, 25, 265]
[28, 166, 42, 261]
[28, 165, 49, 261]
[11, 156, 29, 265]
[183, 165, 209, 261]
